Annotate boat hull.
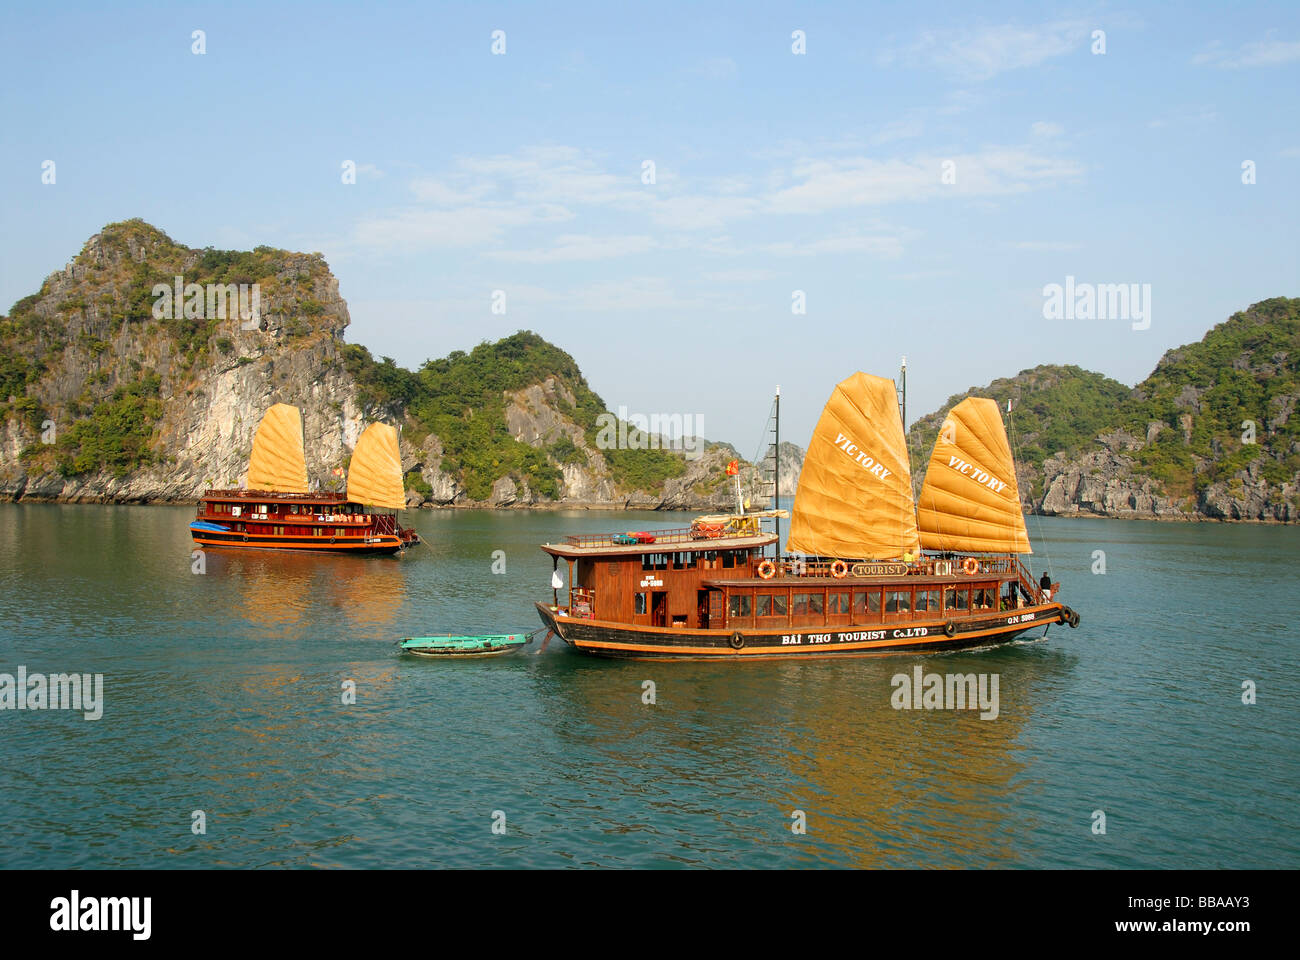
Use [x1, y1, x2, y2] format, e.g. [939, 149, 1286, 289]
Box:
[190, 526, 406, 555]
[398, 635, 529, 658]
[534, 601, 1069, 660]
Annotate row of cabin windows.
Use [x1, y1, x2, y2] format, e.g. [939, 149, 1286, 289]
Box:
[641, 549, 754, 571]
[209, 503, 365, 515]
[727, 586, 999, 619]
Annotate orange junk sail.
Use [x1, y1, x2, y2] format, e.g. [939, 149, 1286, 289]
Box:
[346, 423, 405, 510]
[917, 397, 1031, 554]
[786, 372, 919, 560]
[247, 403, 309, 493]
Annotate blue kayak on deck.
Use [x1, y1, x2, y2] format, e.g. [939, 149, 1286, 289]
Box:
[190, 521, 232, 533]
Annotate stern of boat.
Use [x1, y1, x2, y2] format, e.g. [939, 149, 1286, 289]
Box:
[534, 601, 570, 643]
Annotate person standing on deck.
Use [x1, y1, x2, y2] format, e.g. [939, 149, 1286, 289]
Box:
[1039, 571, 1052, 601]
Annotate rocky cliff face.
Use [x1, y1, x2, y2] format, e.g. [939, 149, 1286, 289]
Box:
[1, 222, 366, 502]
[906, 299, 1300, 523]
[0, 221, 789, 511]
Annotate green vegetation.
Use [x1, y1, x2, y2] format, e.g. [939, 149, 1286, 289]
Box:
[1121, 297, 1300, 495]
[341, 345, 420, 410]
[192, 244, 291, 286]
[546, 436, 585, 465]
[907, 298, 1300, 502]
[404, 470, 432, 497]
[344, 331, 685, 499]
[908, 364, 1132, 474]
[44, 375, 164, 477]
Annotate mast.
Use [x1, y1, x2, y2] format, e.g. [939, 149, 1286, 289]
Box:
[774, 384, 781, 558]
[899, 356, 910, 477]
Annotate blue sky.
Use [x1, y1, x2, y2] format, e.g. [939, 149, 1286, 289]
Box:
[2, 1, 1297, 448]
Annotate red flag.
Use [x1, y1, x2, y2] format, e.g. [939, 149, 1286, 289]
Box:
[725, 459, 739, 476]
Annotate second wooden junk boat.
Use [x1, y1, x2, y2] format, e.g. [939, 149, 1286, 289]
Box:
[189, 403, 419, 554]
[534, 372, 1080, 659]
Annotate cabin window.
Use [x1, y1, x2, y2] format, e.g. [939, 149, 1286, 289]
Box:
[635, 593, 648, 615]
[974, 587, 994, 610]
[828, 591, 850, 615]
[728, 594, 752, 617]
[915, 590, 940, 613]
[274, 526, 284, 535]
[721, 551, 736, 569]
[885, 590, 911, 613]
[792, 592, 823, 616]
[945, 588, 969, 611]
[671, 551, 696, 570]
[758, 593, 788, 617]
[641, 553, 669, 571]
[853, 590, 880, 618]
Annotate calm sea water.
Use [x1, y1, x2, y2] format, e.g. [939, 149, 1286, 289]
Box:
[0, 502, 1296, 869]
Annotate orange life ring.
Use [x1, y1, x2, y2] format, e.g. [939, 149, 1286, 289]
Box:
[830, 560, 849, 579]
[961, 557, 979, 576]
[757, 559, 776, 580]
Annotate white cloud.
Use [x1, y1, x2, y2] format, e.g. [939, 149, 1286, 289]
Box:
[870, 117, 925, 145]
[880, 20, 1092, 80]
[488, 234, 658, 263]
[701, 268, 772, 284]
[349, 141, 1083, 259]
[409, 178, 492, 205]
[1194, 38, 1300, 68]
[1031, 121, 1064, 138]
[690, 57, 738, 79]
[761, 231, 906, 258]
[354, 203, 572, 250]
[649, 194, 761, 231]
[764, 148, 1083, 213]
[1147, 106, 1217, 129]
[1006, 240, 1082, 252]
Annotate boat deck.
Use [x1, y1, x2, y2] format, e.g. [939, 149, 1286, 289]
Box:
[542, 533, 776, 558]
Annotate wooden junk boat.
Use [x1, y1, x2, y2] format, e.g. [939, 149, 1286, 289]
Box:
[534, 372, 1080, 660]
[189, 403, 419, 555]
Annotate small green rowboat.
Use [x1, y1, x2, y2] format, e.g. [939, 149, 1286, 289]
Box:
[397, 634, 530, 658]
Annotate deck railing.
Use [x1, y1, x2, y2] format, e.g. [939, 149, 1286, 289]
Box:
[202, 488, 348, 501]
[563, 516, 770, 548]
[563, 525, 758, 548]
[765, 553, 1049, 602]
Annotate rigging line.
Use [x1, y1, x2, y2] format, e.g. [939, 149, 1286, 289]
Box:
[747, 396, 779, 506]
[1007, 397, 1053, 580]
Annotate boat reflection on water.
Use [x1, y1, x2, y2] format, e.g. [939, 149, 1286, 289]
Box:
[211, 548, 410, 642]
[528, 640, 1073, 867]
